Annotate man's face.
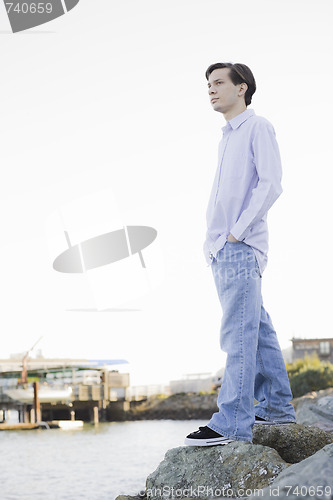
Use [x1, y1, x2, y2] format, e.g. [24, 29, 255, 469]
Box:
[207, 67, 243, 114]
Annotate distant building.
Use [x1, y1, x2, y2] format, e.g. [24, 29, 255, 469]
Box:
[0, 356, 130, 423]
[291, 338, 333, 364]
[169, 370, 224, 394]
[128, 384, 171, 400]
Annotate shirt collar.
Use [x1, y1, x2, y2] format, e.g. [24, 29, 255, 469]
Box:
[222, 108, 255, 132]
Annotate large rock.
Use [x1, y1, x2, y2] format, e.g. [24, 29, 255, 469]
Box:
[246, 443, 333, 499]
[294, 389, 333, 431]
[253, 423, 333, 463]
[146, 441, 289, 500]
[117, 421, 333, 499]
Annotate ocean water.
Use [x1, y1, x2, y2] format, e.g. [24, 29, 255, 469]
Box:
[0, 419, 207, 500]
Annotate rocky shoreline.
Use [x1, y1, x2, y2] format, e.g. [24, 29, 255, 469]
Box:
[126, 392, 219, 420]
[116, 388, 333, 500]
[126, 388, 333, 429]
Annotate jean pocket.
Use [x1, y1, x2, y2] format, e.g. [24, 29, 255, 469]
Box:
[247, 247, 261, 278]
[254, 255, 261, 278]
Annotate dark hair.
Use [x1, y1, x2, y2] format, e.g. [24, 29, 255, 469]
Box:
[205, 62, 256, 106]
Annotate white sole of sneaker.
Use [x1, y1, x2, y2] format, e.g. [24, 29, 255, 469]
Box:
[184, 436, 234, 446]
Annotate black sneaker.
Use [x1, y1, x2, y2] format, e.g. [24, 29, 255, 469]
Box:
[254, 416, 296, 425]
[184, 426, 234, 446]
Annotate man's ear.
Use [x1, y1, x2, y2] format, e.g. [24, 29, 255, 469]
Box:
[238, 83, 248, 97]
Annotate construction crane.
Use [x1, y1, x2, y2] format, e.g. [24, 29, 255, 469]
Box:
[19, 336, 43, 385]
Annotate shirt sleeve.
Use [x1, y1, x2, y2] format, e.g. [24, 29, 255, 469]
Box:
[229, 120, 283, 242]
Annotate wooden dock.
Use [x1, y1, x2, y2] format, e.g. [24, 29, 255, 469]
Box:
[0, 420, 84, 431]
[0, 363, 131, 424]
[0, 422, 45, 431]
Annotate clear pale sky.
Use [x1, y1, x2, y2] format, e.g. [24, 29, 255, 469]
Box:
[0, 0, 332, 386]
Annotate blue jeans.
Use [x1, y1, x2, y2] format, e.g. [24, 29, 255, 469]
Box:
[208, 241, 296, 442]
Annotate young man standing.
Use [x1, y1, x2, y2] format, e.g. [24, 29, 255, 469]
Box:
[185, 62, 296, 446]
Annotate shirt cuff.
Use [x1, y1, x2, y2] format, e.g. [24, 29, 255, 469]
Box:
[229, 225, 248, 242]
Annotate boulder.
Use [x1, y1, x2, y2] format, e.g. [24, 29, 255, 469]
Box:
[117, 422, 333, 499]
[253, 423, 333, 463]
[246, 442, 333, 499]
[146, 441, 289, 500]
[294, 390, 333, 431]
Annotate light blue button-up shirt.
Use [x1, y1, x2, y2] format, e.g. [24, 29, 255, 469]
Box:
[203, 108, 283, 277]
